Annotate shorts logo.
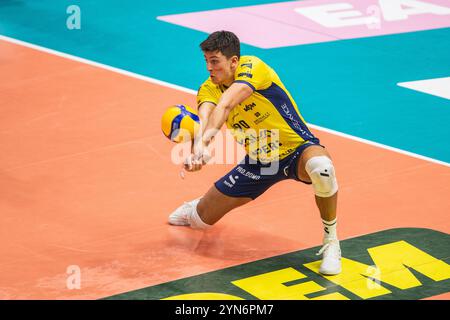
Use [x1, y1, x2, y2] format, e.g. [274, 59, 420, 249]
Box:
[237, 166, 261, 180]
[224, 175, 239, 188]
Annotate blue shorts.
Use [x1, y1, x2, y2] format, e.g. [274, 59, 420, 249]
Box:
[215, 141, 323, 200]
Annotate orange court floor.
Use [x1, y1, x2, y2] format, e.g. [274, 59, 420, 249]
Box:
[0, 39, 449, 299]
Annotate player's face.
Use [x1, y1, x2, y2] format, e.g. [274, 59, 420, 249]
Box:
[204, 51, 238, 85]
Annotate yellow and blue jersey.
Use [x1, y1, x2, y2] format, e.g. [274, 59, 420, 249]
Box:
[197, 55, 318, 162]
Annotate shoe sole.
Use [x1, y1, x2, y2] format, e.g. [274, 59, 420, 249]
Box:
[319, 268, 342, 276]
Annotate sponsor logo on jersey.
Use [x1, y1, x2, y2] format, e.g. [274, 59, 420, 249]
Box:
[238, 72, 253, 78]
[244, 102, 256, 112]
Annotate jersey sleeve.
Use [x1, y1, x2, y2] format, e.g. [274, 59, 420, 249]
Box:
[197, 80, 219, 108]
[234, 57, 272, 91]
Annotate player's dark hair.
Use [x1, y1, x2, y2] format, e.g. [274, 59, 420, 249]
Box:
[200, 31, 240, 59]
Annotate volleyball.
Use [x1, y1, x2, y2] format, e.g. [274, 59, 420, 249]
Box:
[161, 104, 200, 143]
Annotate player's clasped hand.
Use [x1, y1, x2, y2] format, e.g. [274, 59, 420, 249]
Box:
[183, 143, 211, 172]
[183, 153, 202, 172]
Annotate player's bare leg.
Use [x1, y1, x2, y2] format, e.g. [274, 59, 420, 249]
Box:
[197, 186, 252, 225]
[297, 145, 342, 275]
[168, 186, 252, 229]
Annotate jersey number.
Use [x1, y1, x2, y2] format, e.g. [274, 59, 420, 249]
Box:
[232, 120, 250, 130]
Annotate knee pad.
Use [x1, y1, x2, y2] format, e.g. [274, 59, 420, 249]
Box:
[188, 198, 212, 230]
[305, 156, 338, 197]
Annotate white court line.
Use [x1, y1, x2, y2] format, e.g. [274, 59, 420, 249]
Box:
[1, 34, 449, 168]
[307, 124, 450, 167]
[398, 77, 450, 100]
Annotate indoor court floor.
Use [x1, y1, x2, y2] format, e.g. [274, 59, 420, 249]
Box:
[0, 0, 449, 300]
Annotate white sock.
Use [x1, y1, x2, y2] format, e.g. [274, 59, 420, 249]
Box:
[322, 218, 337, 241]
[188, 200, 211, 230]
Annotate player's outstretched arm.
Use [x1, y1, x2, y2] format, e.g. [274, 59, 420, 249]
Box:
[194, 102, 215, 148]
[201, 83, 253, 146]
[184, 102, 215, 172]
[185, 83, 252, 172]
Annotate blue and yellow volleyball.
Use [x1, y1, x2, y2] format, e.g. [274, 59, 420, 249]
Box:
[161, 104, 200, 143]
